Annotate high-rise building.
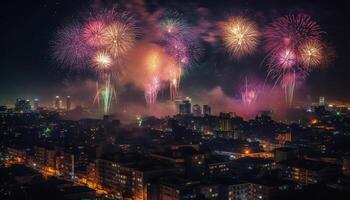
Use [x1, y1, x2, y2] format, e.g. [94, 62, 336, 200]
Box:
[219, 112, 232, 131]
[15, 98, 31, 113]
[33, 98, 39, 110]
[179, 97, 191, 115]
[66, 96, 71, 111]
[319, 96, 325, 106]
[203, 105, 211, 116]
[192, 104, 202, 116]
[55, 96, 60, 110]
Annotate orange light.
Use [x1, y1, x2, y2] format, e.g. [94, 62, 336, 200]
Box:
[311, 118, 318, 125]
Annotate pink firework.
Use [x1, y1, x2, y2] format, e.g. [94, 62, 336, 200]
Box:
[52, 22, 92, 68]
[241, 78, 259, 106]
[168, 66, 182, 101]
[166, 38, 189, 65]
[264, 14, 321, 54]
[281, 73, 297, 105]
[264, 14, 323, 105]
[145, 76, 161, 105]
[82, 20, 106, 48]
[277, 48, 297, 69]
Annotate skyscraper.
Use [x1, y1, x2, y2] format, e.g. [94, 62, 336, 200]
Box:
[66, 96, 71, 111]
[179, 97, 192, 115]
[15, 98, 31, 113]
[319, 96, 325, 106]
[203, 105, 211, 116]
[219, 112, 232, 131]
[192, 104, 202, 116]
[55, 96, 60, 110]
[34, 98, 39, 110]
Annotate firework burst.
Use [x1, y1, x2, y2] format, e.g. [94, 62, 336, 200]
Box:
[102, 20, 137, 59]
[82, 20, 106, 48]
[93, 51, 113, 70]
[299, 40, 324, 68]
[221, 16, 260, 58]
[264, 14, 321, 54]
[52, 22, 92, 68]
[264, 14, 324, 105]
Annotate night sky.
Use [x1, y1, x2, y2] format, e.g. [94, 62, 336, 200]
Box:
[0, 0, 349, 106]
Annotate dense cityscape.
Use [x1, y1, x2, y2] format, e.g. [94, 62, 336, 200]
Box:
[1, 0, 350, 200]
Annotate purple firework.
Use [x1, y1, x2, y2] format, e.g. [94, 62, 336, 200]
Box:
[52, 22, 92, 68]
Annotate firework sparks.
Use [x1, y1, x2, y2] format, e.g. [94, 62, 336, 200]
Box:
[159, 11, 188, 35]
[52, 22, 92, 67]
[82, 20, 106, 48]
[281, 73, 296, 105]
[264, 14, 321, 54]
[145, 76, 161, 105]
[93, 74, 117, 114]
[221, 16, 260, 58]
[300, 40, 324, 67]
[241, 78, 258, 106]
[102, 20, 137, 58]
[168, 65, 182, 101]
[264, 14, 324, 105]
[158, 10, 201, 101]
[93, 51, 113, 70]
[277, 48, 297, 69]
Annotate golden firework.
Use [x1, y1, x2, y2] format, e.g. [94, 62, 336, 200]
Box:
[222, 16, 260, 58]
[300, 40, 324, 67]
[102, 21, 136, 58]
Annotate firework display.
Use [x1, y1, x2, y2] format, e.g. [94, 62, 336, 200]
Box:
[52, 5, 331, 114]
[264, 14, 326, 105]
[53, 9, 137, 114]
[221, 16, 260, 58]
[159, 11, 200, 101]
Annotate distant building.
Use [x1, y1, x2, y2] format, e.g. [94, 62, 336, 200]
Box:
[203, 105, 211, 115]
[55, 96, 60, 110]
[33, 98, 39, 110]
[15, 98, 31, 113]
[192, 104, 202, 116]
[66, 96, 71, 111]
[319, 96, 325, 106]
[179, 97, 191, 115]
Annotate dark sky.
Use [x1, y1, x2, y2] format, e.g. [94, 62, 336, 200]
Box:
[0, 0, 349, 105]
